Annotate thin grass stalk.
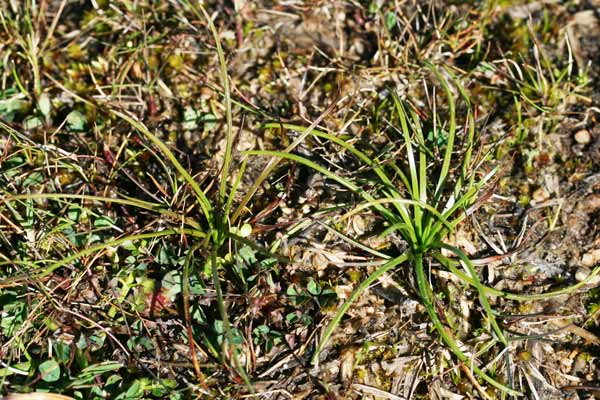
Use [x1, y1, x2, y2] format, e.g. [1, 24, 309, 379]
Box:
[414, 253, 522, 396]
[0, 229, 206, 286]
[262, 122, 416, 238]
[409, 108, 428, 206]
[311, 254, 409, 364]
[183, 243, 209, 389]
[209, 246, 255, 394]
[110, 110, 214, 228]
[434, 253, 600, 301]
[436, 243, 507, 345]
[181, 1, 233, 206]
[430, 67, 457, 204]
[2, 193, 162, 211]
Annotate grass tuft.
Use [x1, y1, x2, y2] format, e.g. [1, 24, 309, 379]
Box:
[248, 65, 522, 395]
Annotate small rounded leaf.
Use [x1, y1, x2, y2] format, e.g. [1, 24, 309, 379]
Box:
[307, 278, 321, 295]
[24, 116, 43, 130]
[38, 93, 51, 117]
[239, 223, 252, 238]
[66, 110, 87, 131]
[39, 359, 61, 382]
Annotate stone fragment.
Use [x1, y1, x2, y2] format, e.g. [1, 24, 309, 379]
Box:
[575, 129, 591, 144]
[532, 186, 550, 203]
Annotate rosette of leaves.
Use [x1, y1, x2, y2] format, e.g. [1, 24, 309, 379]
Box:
[247, 66, 600, 396]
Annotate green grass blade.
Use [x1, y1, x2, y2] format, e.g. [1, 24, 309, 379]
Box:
[244, 149, 406, 229]
[110, 109, 214, 229]
[0, 229, 206, 285]
[391, 95, 419, 202]
[434, 253, 600, 301]
[409, 108, 428, 205]
[2, 193, 162, 211]
[435, 244, 507, 345]
[378, 222, 409, 239]
[391, 94, 424, 240]
[311, 253, 409, 364]
[414, 253, 521, 396]
[209, 246, 255, 394]
[180, 0, 233, 206]
[429, 66, 457, 206]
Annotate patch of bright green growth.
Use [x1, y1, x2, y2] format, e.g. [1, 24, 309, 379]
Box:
[247, 65, 552, 396]
[0, 1, 274, 396]
[499, 30, 589, 120]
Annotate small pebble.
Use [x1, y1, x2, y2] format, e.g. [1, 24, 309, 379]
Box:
[576, 266, 591, 281]
[581, 249, 600, 267]
[574, 129, 591, 144]
[352, 215, 365, 236]
[576, 265, 600, 286]
[532, 186, 550, 203]
[582, 253, 595, 267]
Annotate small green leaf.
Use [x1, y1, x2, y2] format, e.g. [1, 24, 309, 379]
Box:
[54, 342, 71, 364]
[67, 207, 81, 221]
[182, 106, 199, 130]
[39, 359, 61, 382]
[38, 93, 51, 116]
[368, 1, 379, 13]
[79, 361, 122, 375]
[106, 373, 123, 386]
[23, 172, 44, 188]
[286, 285, 300, 297]
[75, 334, 87, 350]
[253, 324, 270, 337]
[238, 246, 256, 265]
[23, 116, 43, 130]
[0, 90, 27, 121]
[239, 223, 252, 238]
[71, 361, 122, 387]
[385, 12, 397, 31]
[89, 332, 107, 350]
[427, 128, 448, 146]
[161, 270, 182, 301]
[123, 379, 144, 399]
[94, 215, 115, 228]
[66, 110, 87, 131]
[307, 278, 321, 295]
[286, 312, 299, 324]
[200, 112, 217, 131]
